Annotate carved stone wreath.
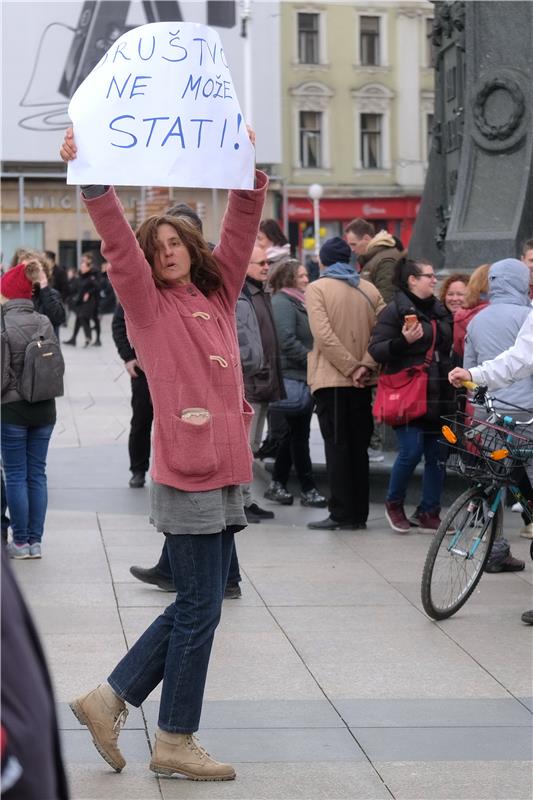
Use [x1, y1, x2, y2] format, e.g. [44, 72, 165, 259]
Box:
[473, 77, 525, 141]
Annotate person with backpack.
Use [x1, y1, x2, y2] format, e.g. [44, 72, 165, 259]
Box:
[1, 260, 64, 559]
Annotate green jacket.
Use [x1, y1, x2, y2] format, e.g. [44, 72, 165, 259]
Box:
[271, 291, 312, 382]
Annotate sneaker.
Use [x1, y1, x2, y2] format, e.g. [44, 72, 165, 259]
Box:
[385, 501, 410, 533]
[519, 523, 533, 539]
[63, 339, 76, 346]
[244, 503, 274, 523]
[224, 582, 242, 599]
[485, 554, 525, 573]
[69, 684, 128, 772]
[511, 502, 522, 512]
[368, 447, 385, 463]
[300, 488, 328, 508]
[264, 481, 293, 505]
[409, 508, 421, 528]
[29, 542, 42, 559]
[150, 728, 235, 781]
[7, 541, 30, 559]
[416, 511, 441, 532]
[128, 471, 146, 488]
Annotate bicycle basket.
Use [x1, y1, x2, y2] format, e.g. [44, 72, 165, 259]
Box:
[441, 412, 530, 480]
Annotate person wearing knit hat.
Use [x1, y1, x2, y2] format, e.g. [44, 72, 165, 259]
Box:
[1, 259, 58, 560]
[0, 262, 36, 300]
[319, 237, 351, 267]
[305, 240, 385, 530]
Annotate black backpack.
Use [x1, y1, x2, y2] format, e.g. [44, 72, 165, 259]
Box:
[2, 310, 65, 403]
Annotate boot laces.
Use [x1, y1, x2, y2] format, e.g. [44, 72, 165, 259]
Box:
[112, 707, 129, 735]
[187, 734, 210, 760]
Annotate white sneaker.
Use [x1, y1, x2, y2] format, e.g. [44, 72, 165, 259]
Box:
[368, 447, 385, 463]
[511, 502, 522, 512]
[519, 523, 533, 539]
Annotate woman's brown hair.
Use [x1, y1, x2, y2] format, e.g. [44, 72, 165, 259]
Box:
[135, 215, 222, 296]
[463, 264, 490, 309]
[439, 273, 469, 304]
[268, 259, 302, 293]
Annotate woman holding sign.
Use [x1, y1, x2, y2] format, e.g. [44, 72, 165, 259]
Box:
[60, 127, 266, 781]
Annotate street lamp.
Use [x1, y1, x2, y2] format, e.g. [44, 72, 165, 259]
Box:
[308, 183, 323, 259]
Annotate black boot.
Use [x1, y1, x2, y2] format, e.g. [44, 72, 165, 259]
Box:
[129, 565, 175, 592]
[129, 471, 146, 488]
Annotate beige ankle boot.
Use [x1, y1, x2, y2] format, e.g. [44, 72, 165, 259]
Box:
[70, 683, 128, 772]
[149, 728, 236, 781]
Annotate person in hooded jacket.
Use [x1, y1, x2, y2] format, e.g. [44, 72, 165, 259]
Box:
[358, 229, 404, 304]
[368, 257, 455, 533]
[306, 237, 385, 530]
[464, 258, 533, 551]
[452, 263, 490, 363]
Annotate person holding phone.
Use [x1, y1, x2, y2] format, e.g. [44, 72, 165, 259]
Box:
[59, 126, 267, 781]
[368, 257, 455, 533]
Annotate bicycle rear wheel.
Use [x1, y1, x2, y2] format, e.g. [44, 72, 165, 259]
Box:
[421, 485, 501, 620]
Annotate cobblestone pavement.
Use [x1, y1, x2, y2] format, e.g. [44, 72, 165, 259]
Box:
[10, 318, 533, 800]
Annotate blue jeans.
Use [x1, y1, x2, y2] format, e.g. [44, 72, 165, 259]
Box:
[108, 530, 234, 733]
[1, 423, 54, 544]
[155, 539, 241, 586]
[387, 425, 445, 513]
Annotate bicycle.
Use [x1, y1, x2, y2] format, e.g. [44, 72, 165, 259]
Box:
[421, 383, 533, 620]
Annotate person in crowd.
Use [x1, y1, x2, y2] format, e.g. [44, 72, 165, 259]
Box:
[256, 218, 290, 257]
[45, 249, 70, 307]
[263, 258, 327, 508]
[344, 218, 375, 260]
[60, 125, 267, 780]
[90, 259, 103, 346]
[358, 229, 405, 304]
[112, 303, 153, 489]
[63, 252, 99, 347]
[368, 257, 455, 533]
[520, 238, 533, 300]
[1, 548, 70, 800]
[64, 265, 79, 324]
[306, 237, 384, 530]
[98, 261, 117, 315]
[439, 272, 469, 317]
[464, 258, 533, 549]
[28, 251, 66, 336]
[449, 310, 533, 624]
[1, 261, 57, 559]
[241, 245, 284, 522]
[452, 264, 490, 362]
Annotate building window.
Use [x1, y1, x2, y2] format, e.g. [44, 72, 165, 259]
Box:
[426, 113, 434, 159]
[298, 12, 319, 64]
[360, 113, 382, 168]
[360, 16, 380, 66]
[300, 111, 322, 168]
[425, 18, 435, 67]
[1, 221, 44, 264]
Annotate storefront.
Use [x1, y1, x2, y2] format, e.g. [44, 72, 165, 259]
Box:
[285, 195, 421, 260]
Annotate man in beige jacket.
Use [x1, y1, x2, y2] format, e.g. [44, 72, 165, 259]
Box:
[306, 237, 385, 530]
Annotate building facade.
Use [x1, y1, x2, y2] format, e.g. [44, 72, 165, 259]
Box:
[280, 1, 435, 257]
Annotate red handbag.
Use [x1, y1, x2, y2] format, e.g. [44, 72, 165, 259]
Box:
[373, 321, 437, 426]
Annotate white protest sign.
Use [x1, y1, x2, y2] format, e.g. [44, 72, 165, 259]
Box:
[67, 22, 254, 189]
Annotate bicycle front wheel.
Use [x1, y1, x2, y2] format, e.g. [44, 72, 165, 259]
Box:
[421, 485, 501, 620]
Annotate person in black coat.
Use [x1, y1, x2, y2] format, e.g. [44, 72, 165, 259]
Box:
[112, 303, 153, 488]
[32, 257, 66, 337]
[264, 259, 326, 508]
[63, 253, 98, 347]
[1, 547, 69, 800]
[368, 257, 454, 534]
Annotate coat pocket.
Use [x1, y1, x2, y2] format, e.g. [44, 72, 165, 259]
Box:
[170, 414, 218, 477]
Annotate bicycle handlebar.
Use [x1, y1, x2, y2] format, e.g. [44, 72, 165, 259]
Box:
[461, 381, 533, 428]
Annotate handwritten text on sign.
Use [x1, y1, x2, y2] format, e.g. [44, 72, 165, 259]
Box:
[67, 22, 254, 189]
